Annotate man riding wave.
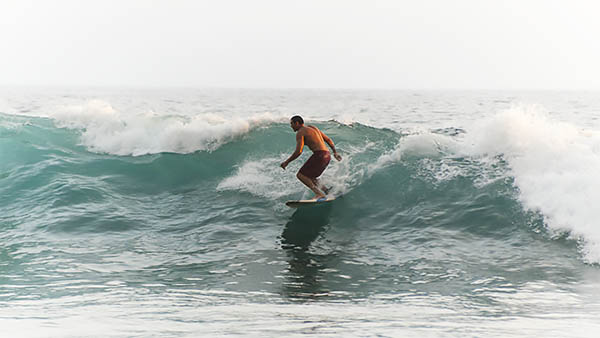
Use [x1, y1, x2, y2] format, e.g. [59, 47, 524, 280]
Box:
[280, 115, 342, 200]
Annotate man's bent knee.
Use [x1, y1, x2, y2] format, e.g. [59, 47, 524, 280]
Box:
[297, 172, 310, 179]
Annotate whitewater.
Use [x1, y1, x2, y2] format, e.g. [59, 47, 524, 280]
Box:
[2, 87, 600, 337]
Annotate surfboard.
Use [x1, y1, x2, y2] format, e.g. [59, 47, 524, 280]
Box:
[285, 196, 337, 208]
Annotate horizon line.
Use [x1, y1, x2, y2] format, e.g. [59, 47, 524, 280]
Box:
[1, 84, 599, 92]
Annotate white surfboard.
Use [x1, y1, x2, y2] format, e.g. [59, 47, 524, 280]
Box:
[285, 196, 337, 208]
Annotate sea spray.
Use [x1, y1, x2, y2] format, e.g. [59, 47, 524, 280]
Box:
[463, 105, 600, 262]
[217, 156, 298, 199]
[50, 99, 287, 156]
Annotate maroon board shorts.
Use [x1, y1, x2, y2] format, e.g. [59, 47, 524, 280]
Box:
[299, 150, 331, 179]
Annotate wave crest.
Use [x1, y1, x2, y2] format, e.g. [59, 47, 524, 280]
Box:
[52, 100, 285, 156]
[464, 105, 600, 263]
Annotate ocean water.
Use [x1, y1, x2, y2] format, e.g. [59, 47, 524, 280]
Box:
[2, 87, 600, 337]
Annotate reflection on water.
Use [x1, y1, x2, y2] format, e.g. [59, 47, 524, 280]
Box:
[280, 205, 333, 300]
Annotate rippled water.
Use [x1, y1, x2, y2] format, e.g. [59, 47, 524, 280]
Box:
[2, 88, 600, 337]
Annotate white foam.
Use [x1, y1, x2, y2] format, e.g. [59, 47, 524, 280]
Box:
[217, 151, 350, 201]
[217, 156, 299, 200]
[369, 131, 458, 173]
[462, 105, 600, 263]
[49, 99, 284, 156]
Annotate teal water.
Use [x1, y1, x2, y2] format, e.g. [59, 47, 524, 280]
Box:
[2, 89, 600, 337]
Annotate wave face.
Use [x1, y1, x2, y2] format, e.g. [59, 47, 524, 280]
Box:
[2, 89, 600, 336]
[0, 110, 589, 262]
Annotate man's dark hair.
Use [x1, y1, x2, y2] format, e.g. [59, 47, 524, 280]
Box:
[291, 115, 304, 124]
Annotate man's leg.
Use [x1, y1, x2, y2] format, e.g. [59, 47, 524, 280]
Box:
[311, 178, 330, 194]
[297, 172, 326, 199]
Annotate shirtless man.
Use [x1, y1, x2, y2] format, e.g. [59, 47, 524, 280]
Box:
[280, 115, 342, 200]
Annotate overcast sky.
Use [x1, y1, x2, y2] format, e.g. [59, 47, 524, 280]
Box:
[1, 0, 600, 89]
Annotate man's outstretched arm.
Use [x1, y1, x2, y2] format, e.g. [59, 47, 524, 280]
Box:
[281, 132, 304, 169]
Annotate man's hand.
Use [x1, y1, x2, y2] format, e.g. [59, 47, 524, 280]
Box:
[280, 160, 289, 170]
[333, 152, 342, 161]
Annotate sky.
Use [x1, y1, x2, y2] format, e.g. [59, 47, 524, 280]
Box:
[1, 0, 600, 90]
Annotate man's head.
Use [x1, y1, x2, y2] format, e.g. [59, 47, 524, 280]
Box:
[290, 115, 304, 131]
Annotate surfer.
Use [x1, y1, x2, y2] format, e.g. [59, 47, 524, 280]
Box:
[280, 115, 342, 199]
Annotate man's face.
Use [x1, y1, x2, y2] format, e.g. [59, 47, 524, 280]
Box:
[290, 120, 301, 131]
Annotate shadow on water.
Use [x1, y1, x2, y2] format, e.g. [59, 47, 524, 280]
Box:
[281, 204, 333, 249]
[280, 204, 335, 301]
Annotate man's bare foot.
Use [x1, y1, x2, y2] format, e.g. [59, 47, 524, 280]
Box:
[312, 194, 326, 200]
